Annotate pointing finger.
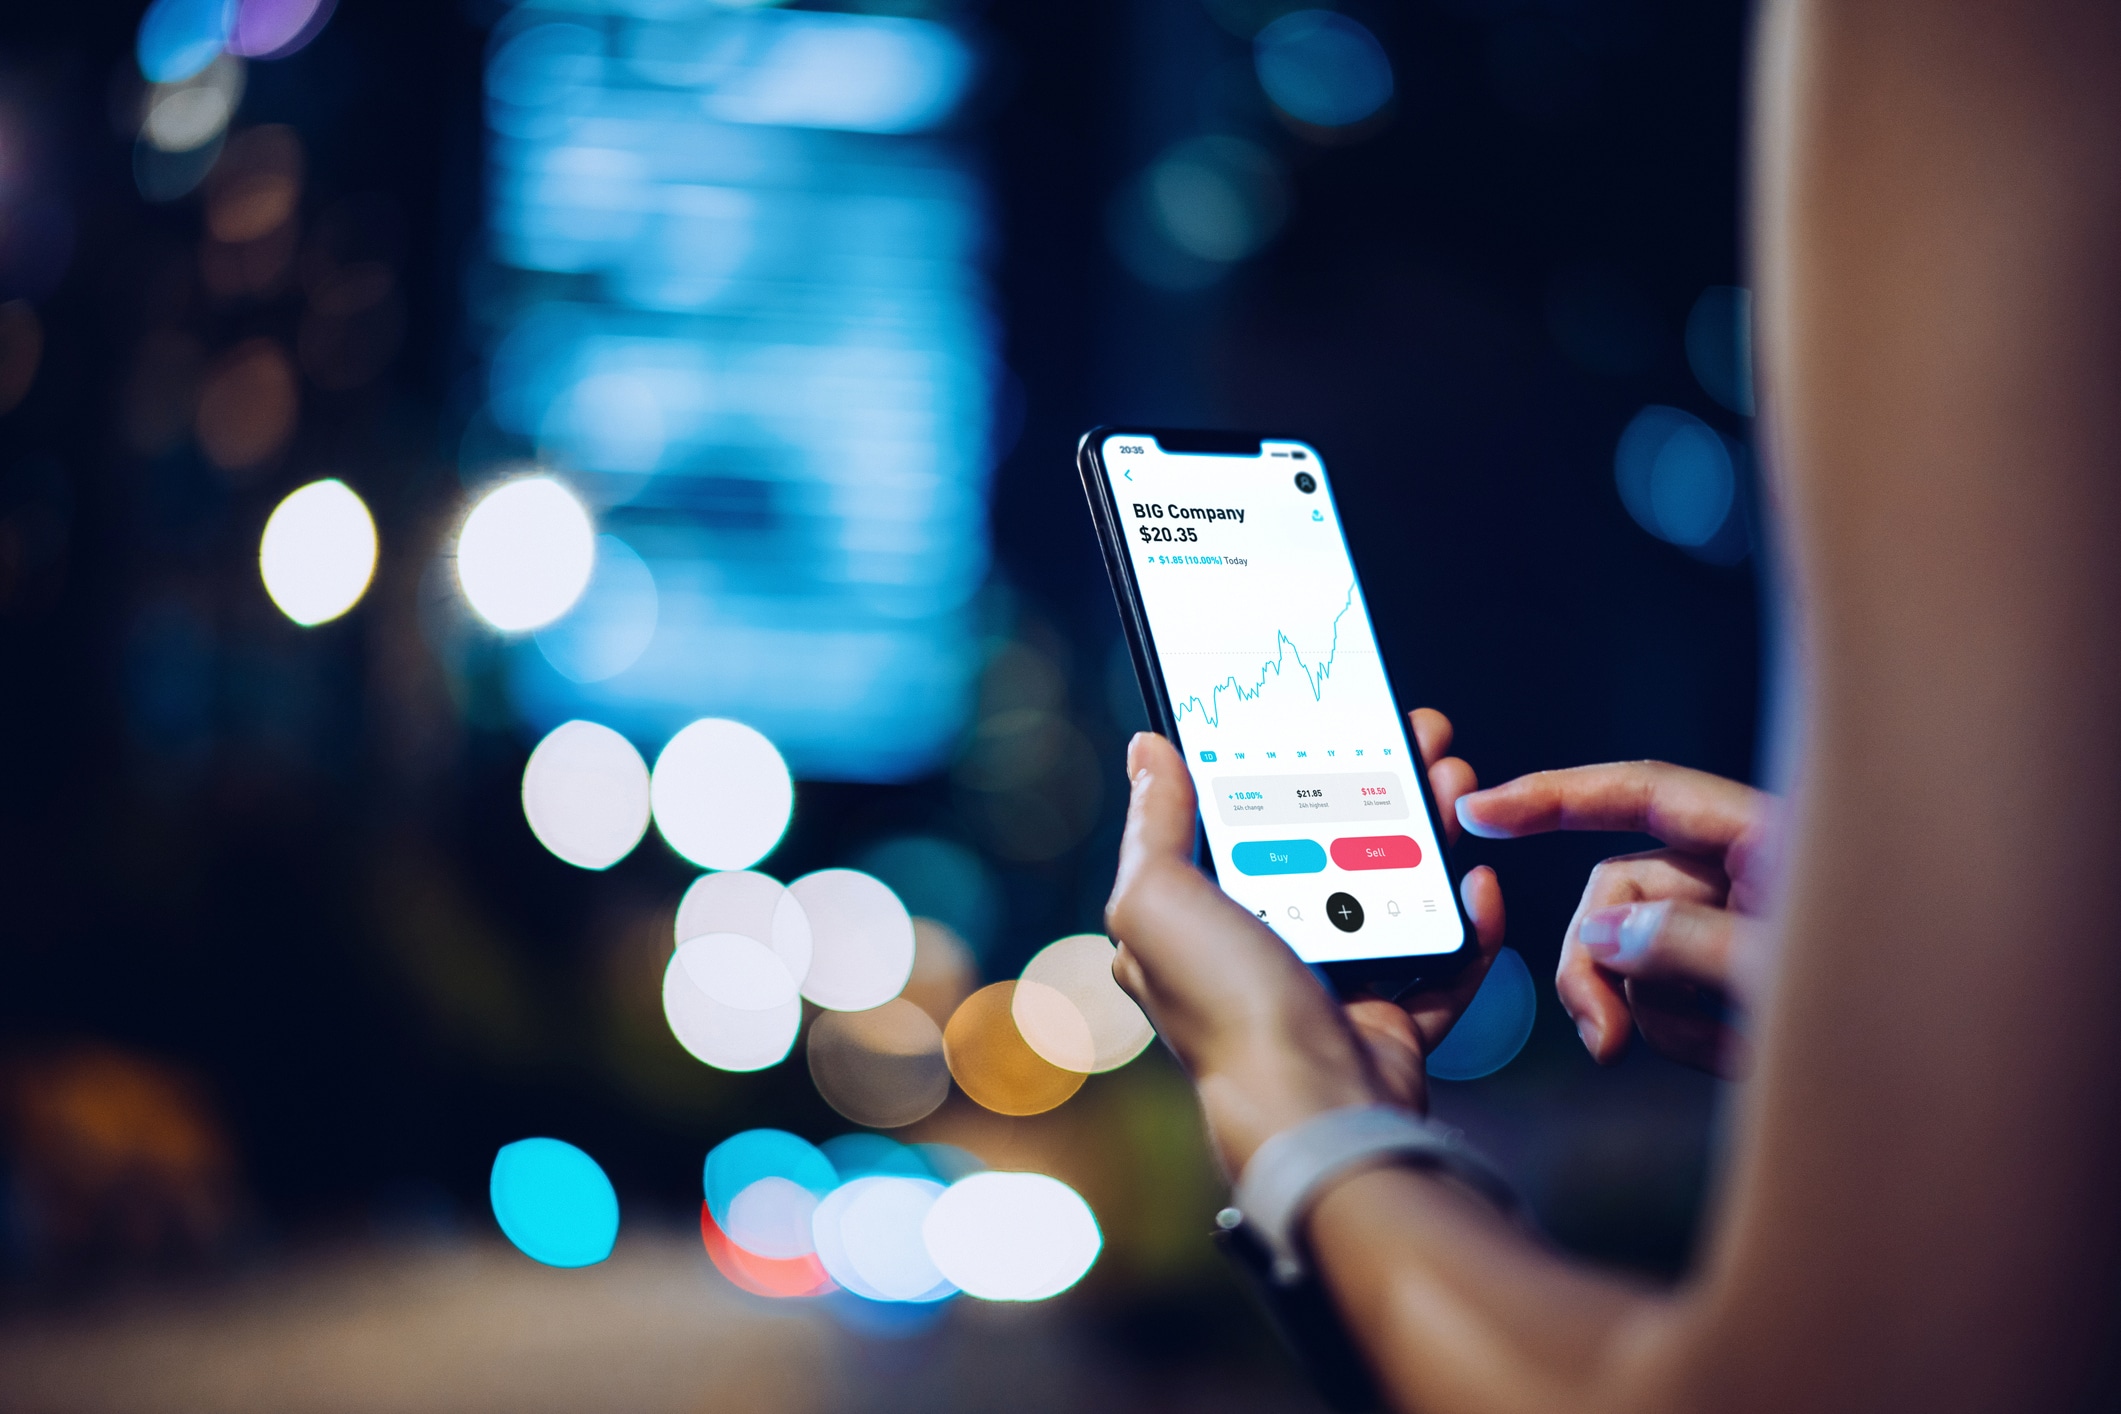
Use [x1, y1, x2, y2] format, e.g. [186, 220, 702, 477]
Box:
[1456, 761, 1763, 855]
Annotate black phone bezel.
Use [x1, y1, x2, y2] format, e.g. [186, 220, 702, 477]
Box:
[1077, 425, 1478, 1001]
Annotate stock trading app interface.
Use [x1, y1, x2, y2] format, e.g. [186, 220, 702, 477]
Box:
[1106, 435, 1464, 964]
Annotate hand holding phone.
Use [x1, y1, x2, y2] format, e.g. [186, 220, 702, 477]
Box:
[1079, 427, 1478, 999]
[1106, 718, 1506, 1168]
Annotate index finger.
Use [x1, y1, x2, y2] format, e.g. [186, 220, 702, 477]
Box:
[1456, 761, 1763, 854]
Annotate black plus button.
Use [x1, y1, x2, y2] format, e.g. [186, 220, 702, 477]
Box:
[1325, 892, 1364, 933]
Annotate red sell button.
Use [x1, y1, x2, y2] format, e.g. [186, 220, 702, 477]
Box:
[1330, 835, 1421, 871]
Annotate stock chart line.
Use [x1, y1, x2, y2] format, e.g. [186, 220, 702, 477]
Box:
[1170, 582, 1358, 729]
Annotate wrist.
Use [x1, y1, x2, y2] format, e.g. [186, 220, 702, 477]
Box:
[1195, 1028, 1390, 1173]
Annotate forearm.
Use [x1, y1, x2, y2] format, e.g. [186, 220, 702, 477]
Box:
[1307, 1166, 1684, 1414]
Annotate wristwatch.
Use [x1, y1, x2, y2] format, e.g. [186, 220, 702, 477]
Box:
[1211, 1105, 1519, 1413]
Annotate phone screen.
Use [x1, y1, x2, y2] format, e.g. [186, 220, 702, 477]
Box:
[1099, 433, 1464, 965]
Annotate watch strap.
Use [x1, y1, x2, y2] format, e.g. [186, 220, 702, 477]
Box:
[1233, 1103, 1516, 1284]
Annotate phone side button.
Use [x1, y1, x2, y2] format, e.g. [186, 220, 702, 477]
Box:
[1231, 840, 1328, 875]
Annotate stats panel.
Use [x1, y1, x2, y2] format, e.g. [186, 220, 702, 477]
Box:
[1209, 771, 1410, 827]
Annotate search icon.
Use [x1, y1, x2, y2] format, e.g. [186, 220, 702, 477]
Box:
[1287, 906, 1302, 920]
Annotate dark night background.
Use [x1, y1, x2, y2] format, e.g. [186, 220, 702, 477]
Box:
[0, 0, 1759, 1406]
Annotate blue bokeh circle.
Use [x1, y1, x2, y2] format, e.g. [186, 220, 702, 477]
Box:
[137, 0, 234, 83]
[1254, 11, 1394, 129]
[703, 1128, 838, 1230]
[1425, 946, 1537, 1082]
[490, 1137, 620, 1268]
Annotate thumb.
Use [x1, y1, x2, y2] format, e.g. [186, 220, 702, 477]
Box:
[1115, 733, 1199, 880]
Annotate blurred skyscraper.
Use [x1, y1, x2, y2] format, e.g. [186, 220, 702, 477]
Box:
[473, 1, 995, 781]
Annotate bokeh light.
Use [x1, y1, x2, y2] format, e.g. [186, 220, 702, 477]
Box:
[257, 478, 376, 627]
[923, 1171, 1100, 1302]
[1147, 136, 1286, 265]
[901, 918, 976, 1025]
[1614, 405, 1736, 550]
[141, 55, 245, 154]
[137, 0, 235, 84]
[822, 1133, 940, 1182]
[134, 133, 224, 203]
[195, 337, 297, 477]
[1110, 137, 1287, 293]
[914, 1143, 986, 1182]
[228, 0, 337, 59]
[519, 720, 651, 871]
[807, 998, 950, 1130]
[724, 1176, 820, 1260]
[704, 1129, 838, 1231]
[676, 932, 801, 1012]
[456, 475, 596, 632]
[700, 1204, 834, 1299]
[1008, 981, 1095, 1074]
[478, 0, 994, 782]
[204, 125, 302, 244]
[1424, 946, 1538, 1082]
[787, 869, 915, 1012]
[650, 718, 794, 872]
[812, 1176, 953, 1302]
[662, 944, 802, 1072]
[489, 1137, 619, 1268]
[1015, 934, 1154, 1074]
[533, 534, 658, 684]
[943, 982, 1086, 1117]
[1253, 11, 1394, 130]
[674, 869, 812, 986]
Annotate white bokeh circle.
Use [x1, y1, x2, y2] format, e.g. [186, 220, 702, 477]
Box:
[456, 475, 596, 632]
[259, 478, 377, 626]
[676, 932, 801, 1012]
[651, 718, 794, 871]
[675, 870, 811, 988]
[662, 947, 800, 1072]
[520, 720, 651, 870]
[788, 869, 915, 1012]
[923, 1171, 1101, 1302]
[813, 1176, 952, 1302]
[725, 1176, 820, 1260]
[1016, 934, 1155, 1073]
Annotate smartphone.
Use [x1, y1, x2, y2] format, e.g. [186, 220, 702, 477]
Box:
[1079, 427, 1475, 999]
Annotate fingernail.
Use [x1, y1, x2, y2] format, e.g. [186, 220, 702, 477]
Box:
[1580, 901, 1666, 964]
[1454, 794, 1508, 839]
[1616, 900, 1667, 961]
[1576, 1018, 1598, 1053]
[1578, 907, 1626, 951]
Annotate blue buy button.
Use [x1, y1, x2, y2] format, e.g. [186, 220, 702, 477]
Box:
[1232, 839, 1327, 875]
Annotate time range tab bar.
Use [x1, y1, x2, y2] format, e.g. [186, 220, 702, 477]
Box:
[1209, 771, 1411, 827]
